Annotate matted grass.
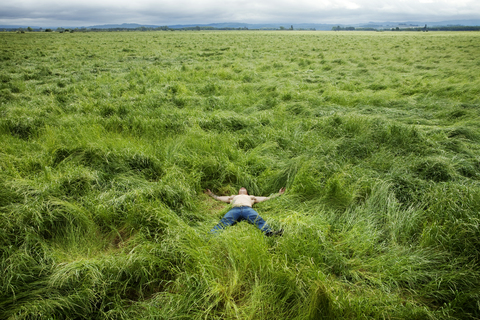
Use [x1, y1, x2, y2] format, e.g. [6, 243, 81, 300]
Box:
[1, 31, 480, 319]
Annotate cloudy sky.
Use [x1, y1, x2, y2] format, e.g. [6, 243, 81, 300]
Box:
[1, 0, 479, 27]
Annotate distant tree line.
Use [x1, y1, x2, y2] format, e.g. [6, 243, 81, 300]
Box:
[332, 26, 356, 31]
[332, 25, 480, 32]
[85, 26, 250, 32]
[4, 24, 480, 33]
[407, 26, 480, 31]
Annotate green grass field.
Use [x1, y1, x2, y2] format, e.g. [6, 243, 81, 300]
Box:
[1, 30, 480, 319]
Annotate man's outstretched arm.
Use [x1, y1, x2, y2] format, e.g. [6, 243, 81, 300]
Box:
[254, 188, 286, 203]
[205, 189, 233, 203]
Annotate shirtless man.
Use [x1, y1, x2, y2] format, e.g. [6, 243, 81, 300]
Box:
[206, 187, 285, 236]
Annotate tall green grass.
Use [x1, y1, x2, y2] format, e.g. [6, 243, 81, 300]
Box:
[1, 30, 480, 319]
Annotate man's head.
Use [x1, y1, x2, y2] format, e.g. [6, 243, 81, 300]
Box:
[238, 187, 248, 195]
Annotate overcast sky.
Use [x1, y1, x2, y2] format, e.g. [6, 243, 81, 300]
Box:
[1, 0, 480, 27]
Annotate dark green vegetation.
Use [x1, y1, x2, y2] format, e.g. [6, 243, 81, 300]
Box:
[1, 31, 480, 319]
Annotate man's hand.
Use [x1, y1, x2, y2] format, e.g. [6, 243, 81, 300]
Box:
[278, 187, 286, 195]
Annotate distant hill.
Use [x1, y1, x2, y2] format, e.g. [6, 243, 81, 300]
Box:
[1, 19, 480, 31]
[88, 23, 161, 29]
[166, 23, 332, 30]
[85, 19, 480, 30]
[0, 25, 41, 29]
[83, 22, 332, 30]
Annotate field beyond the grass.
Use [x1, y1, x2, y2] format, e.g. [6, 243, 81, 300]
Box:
[1, 30, 480, 319]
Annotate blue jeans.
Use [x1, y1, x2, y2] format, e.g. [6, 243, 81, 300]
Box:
[210, 206, 272, 234]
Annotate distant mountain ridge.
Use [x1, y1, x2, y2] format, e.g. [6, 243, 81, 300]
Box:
[84, 20, 480, 29]
[89, 23, 161, 29]
[87, 22, 334, 30]
[2, 19, 480, 30]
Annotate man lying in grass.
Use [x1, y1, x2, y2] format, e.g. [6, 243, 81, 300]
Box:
[206, 187, 285, 236]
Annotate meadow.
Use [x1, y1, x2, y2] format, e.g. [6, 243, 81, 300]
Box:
[1, 30, 480, 319]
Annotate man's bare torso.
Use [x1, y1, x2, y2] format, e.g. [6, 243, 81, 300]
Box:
[230, 194, 255, 207]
